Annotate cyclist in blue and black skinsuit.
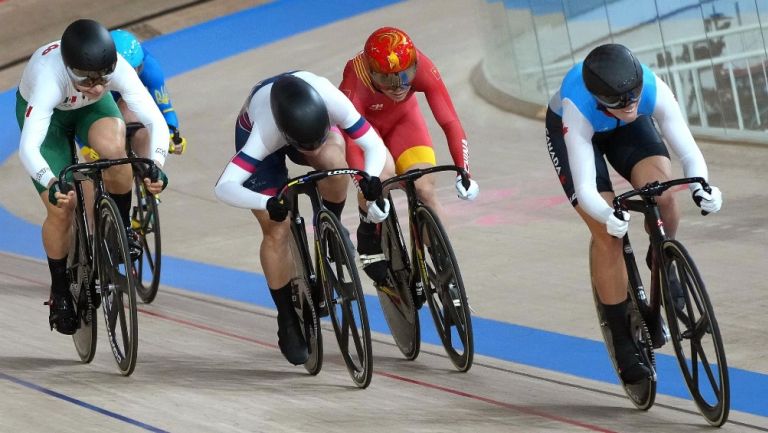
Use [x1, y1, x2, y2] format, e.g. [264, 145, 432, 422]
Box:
[545, 44, 724, 384]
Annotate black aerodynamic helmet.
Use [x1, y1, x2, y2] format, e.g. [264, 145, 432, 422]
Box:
[270, 75, 330, 151]
[582, 43, 643, 109]
[60, 19, 117, 75]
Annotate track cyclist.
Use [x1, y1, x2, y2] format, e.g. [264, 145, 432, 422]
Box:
[15, 19, 170, 335]
[545, 43, 723, 383]
[214, 71, 388, 366]
[339, 26, 479, 298]
[109, 29, 187, 156]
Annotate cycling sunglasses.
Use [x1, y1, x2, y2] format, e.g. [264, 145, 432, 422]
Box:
[67, 63, 116, 88]
[370, 62, 417, 91]
[595, 84, 643, 109]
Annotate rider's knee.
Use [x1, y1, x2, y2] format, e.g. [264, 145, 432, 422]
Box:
[45, 203, 73, 225]
[323, 131, 345, 154]
[591, 230, 623, 252]
[656, 190, 677, 210]
[415, 182, 437, 204]
[88, 117, 126, 159]
[261, 221, 290, 245]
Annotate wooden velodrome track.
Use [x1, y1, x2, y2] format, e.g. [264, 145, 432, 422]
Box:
[0, 1, 766, 432]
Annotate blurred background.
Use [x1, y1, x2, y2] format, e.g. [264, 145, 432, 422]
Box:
[473, 0, 768, 144]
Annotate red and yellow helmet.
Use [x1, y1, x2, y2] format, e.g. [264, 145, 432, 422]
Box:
[364, 27, 417, 74]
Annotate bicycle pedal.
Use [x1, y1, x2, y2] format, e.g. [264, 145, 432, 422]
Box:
[409, 279, 426, 309]
[650, 317, 671, 349]
[316, 299, 329, 318]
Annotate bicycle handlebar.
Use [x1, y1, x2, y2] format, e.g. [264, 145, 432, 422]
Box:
[57, 157, 156, 192]
[612, 177, 711, 218]
[275, 168, 372, 203]
[381, 165, 470, 190]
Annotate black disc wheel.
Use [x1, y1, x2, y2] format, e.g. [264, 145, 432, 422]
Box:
[132, 180, 161, 304]
[592, 289, 657, 410]
[661, 240, 729, 426]
[288, 224, 323, 376]
[377, 198, 420, 360]
[70, 220, 97, 363]
[97, 196, 139, 376]
[316, 211, 372, 388]
[416, 206, 473, 372]
[589, 239, 656, 410]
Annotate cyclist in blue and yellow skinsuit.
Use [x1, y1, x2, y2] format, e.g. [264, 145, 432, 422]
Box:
[82, 29, 187, 159]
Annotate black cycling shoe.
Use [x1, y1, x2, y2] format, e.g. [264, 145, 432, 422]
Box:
[277, 313, 309, 365]
[613, 335, 653, 384]
[46, 292, 78, 335]
[126, 228, 143, 260]
[356, 224, 388, 284]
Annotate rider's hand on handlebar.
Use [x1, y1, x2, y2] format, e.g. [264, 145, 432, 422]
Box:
[692, 186, 722, 214]
[168, 127, 187, 155]
[143, 165, 168, 195]
[606, 211, 630, 238]
[358, 176, 383, 201]
[365, 199, 390, 223]
[47, 180, 75, 207]
[455, 175, 479, 201]
[266, 196, 289, 222]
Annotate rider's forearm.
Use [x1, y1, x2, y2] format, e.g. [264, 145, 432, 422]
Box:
[214, 180, 269, 210]
[19, 118, 56, 188]
[347, 120, 385, 177]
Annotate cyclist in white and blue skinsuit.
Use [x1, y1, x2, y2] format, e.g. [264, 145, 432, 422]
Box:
[214, 71, 389, 367]
[545, 44, 723, 384]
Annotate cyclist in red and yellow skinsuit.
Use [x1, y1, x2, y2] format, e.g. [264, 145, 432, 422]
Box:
[340, 26, 479, 292]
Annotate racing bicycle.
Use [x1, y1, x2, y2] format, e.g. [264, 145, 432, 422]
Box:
[591, 177, 729, 426]
[58, 142, 157, 376]
[82, 122, 184, 303]
[275, 168, 374, 388]
[372, 165, 474, 372]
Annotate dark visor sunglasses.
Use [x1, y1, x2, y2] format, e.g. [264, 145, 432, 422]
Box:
[370, 62, 417, 90]
[595, 84, 642, 109]
[67, 63, 116, 88]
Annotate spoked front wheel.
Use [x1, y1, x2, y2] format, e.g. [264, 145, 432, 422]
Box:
[416, 206, 473, 372]
[661, 240, 729, 426]
[97, 196, 139, 376]
[316, 211, 372, 388]
[132, 179, 161, 304]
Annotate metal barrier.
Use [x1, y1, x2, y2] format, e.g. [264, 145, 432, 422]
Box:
[477, 0, 768, 144]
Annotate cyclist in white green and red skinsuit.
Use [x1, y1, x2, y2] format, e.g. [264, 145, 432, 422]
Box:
[545, 43, 723, 384]
[15, 19, 169, 336]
